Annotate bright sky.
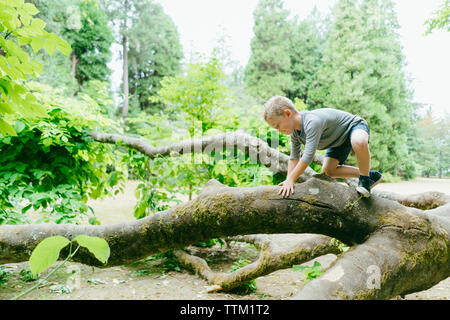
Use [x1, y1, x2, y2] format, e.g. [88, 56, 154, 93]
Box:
[110, 0, 450, 118]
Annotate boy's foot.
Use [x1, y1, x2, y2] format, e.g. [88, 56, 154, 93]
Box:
[356, 175, 371, 198]
[369, 171, 383, 188]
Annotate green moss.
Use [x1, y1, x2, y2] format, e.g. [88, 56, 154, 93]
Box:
[189, 193, 237, 225]
[260, 189, 273, 201]
[336, 212, 449, 300]
[297, 202, 312, 211]
[353, 288, 376, 300]
[303, 196, 318, 204]
[376, 210, 431, 233]
[333, 289, 350, 300]
[401, 234, 448, 269]
[172, 201, 196, 218]
[379, 209, 447, 268]
[400, 200, 443, 210]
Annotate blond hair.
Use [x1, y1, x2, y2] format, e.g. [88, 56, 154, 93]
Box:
[262, 95, 298, 122]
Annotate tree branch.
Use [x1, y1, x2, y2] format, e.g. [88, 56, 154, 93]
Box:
[89, 129, 321, 180]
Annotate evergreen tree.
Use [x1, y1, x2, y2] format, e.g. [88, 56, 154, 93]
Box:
[101, 0, 133, 120]
[308, 0, 366, 111]
[287, 7, 326, 103]
[33, 0, 113, 93]
[244, 0, 293, 103]
[102, 0, 182, 118]
[127, 0, 183, 114]
[308, 0, 416, 177]
[62, 0, 114, 90]
[414, 110, 450, 177]
[212, 29, 259, 115]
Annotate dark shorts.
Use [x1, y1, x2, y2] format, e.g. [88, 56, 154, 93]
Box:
[325, 122, 370, 165]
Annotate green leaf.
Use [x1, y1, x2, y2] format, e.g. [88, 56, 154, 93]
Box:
[22, 3, 39, 15]
[0, 119, 17, 136]
[17, 35, 31, 46]
[20, 13, 32, 26]
[0, 102, 14, 114]
[6, 0, 25, 7]
[21, 203, 32, 213]
[29, 17, 46, 32]
[0, 80, 9, 95]
[292, 265, 308, 272]
[29, 236, 70, 276]
[30, 37, 44, 53]
[73, 235, 110, 264]
[24, 102, 47, 118]
[55, 37, 71, 56]
[43, 39, 56, 56]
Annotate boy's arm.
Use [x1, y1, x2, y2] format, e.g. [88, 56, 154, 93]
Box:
[287, 124, 323, 183]
[287, 158, 299, 177]
[279, 159, 309, 197]
[287, 160, 309, 183]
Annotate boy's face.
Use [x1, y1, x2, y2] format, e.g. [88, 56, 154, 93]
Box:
[267, 110, 296, 135]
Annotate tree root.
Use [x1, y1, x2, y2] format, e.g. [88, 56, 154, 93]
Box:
[292, 225, 450, 299]
[174, 234, 342, 292]
[374, 190, 450, 210]
[343, 177, 449, 211]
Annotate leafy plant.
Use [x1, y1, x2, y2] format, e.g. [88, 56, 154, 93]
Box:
[0, 82, 126, 225]
[48, 284, 72, 294]
[293, 261, 324, 283]
[11, 234, 110, 300]
[130, 251, 182, 276]
[330, 238, 350, 254]
[0, 266, 12, 286]
[153, 251, 182, 273]
[152, 51, 231, 137]
[195, 238, 225, 248]
[19, 269, 39, 282]
[133, 185, 176, 219]
[0, 0, 71, 135]
[130, 269, 158, 277]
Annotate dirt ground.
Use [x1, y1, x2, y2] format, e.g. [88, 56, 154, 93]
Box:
[1, 178, 449, 300]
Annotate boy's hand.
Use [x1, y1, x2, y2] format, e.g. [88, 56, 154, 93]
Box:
[278, 178, 295, 198]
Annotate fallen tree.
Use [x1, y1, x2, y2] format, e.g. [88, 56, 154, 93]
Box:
[1, 130, 449, 299]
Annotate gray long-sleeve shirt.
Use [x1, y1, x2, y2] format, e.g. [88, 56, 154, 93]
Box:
[290, 108, 366, 163]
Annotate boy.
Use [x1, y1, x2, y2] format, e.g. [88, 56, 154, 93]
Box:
[263, 95, 382, 198]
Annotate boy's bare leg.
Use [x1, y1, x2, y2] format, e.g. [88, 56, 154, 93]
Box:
[350, 129, 370, 176]
[322, 157, 360, 178]
[322, 129, 371, 178]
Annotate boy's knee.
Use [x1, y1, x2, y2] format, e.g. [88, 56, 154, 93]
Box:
[351, 138, 368, 151]
[351, 129, 369, 150]
[323, 166, 336, 177]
